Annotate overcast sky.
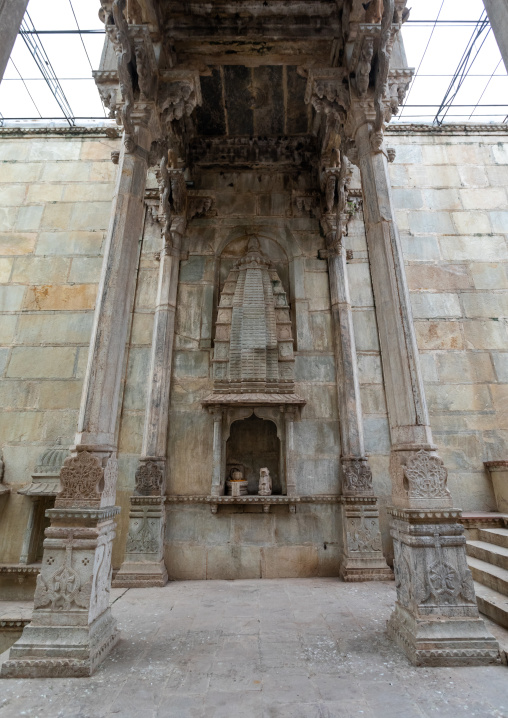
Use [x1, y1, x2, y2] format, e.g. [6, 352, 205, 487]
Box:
[0, 0, 506, 125]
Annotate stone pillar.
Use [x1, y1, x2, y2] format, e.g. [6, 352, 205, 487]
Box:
[210, 407, 224, 500]
[353, 116, 499, 665]
[1, 125, 152, 679]
[113, 218, 184, 588]
[327, 247, 392, 581]
[284, 407, 297, 498]
[0, 0, 28, 85]
[483, 0, 508, 75]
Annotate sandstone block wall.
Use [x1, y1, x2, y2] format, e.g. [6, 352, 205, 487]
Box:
[0, 131, 119, 566]
[388, 129, 508, 512]
[0, 127, 507, 580]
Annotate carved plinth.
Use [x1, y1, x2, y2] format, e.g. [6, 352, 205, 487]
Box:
[112, 497, 167, 588]
[113, 460, 167, 588]
[340, 497, 393, 581]
[386, 508, 500, 666]
[1, 507, 120, 678]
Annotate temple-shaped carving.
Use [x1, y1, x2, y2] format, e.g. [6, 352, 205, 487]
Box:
[207, 237, 301, 403]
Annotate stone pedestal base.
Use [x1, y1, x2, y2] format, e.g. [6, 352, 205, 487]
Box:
[340, 497, 393, 581]
[387, 603, 500, 667]
[387, 507, 500, 666]
[0, 506, 121, 678]
[112, 558, 168, 588]
[112, 497, 167, 588]
[1, 608, 119, 678]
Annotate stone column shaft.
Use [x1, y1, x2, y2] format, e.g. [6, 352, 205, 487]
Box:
[211, 409, 224, 498]
[328, 251, 364, 459]
[356, 122, 432, 452]
[0, 0, 28, 85]
[142, 247, 180, 459]
[354, 118, 499, 665]
[113, 236, 181, 588]
[76, 129, 150, 449]
[328, 250, 391, 581]
[2, 127, 152, 678]
[483, 0, 508, 75]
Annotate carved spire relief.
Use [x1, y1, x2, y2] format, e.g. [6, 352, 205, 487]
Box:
[208, 238, 301, 403]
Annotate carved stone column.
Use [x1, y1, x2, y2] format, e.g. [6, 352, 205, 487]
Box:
[113, 215, 185, 588]
[0, 0, 29, 85]
[351, 110, 499, 665]
[1, 122, 154, 678]
[323, 183, 391, 581]
[210, 407, 225, 502]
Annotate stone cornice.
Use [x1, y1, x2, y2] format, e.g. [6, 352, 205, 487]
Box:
[386, 123, 508, 135]
[0, 124, 506, 139]
[0, 126, 121, 138]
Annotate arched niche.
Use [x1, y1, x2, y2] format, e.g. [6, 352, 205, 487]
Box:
[226, 414, 282, 495]
[218, 234, 289, 296]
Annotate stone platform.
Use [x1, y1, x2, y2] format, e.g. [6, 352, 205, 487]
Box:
[0, 579, 507, 717]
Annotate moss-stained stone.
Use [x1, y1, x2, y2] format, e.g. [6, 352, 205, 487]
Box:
[16, 312, 93, 345]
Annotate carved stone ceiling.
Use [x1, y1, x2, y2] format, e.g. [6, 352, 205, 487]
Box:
[159, 0, 343, 138]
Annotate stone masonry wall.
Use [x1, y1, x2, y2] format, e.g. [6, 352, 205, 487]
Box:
[388, 129, 508, 513]
[0, 127, 507, 580]
[0, 131, 119, 568]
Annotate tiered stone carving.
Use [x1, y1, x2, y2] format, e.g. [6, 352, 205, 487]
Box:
[209, 237, 299, 399]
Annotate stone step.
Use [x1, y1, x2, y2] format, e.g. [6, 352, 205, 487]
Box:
[477, 527, 508, 549]
[467, 540, 508, 572]
[467, 556, 508, 597]
[474, 581, 508, 632]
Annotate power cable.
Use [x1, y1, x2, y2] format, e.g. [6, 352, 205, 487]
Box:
[10, 58, 42, 118]
[433, 11, 491, 125]
[19, 11, 76, 126]
[398, 0, 445, 120]
[468, 59, 502, 120]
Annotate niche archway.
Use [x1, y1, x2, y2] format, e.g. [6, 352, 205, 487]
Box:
[226, 414, 282, 495]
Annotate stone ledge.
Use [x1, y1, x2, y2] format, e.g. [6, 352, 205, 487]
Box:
[387, 123, 508, 135]
[165, 495, 341, 505]
[0, 564, 41, 576]
[0, 126, 119, 137]
[47, 506, 121, 521]
[388, 507, 463, 522]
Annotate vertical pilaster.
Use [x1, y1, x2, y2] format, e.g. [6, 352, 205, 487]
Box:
[1, 125, 152, 678]
[0, 0, 29, 85]
[284, 407, 297, 497]
[113, 219, 183, 588]
[353, 115, 499, 665]
[327, 246, 391, 581]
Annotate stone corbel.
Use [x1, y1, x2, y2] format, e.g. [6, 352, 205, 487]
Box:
[158, 69, 202, 128]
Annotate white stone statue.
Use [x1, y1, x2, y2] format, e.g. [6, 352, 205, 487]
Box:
[258, 467, 272, 496]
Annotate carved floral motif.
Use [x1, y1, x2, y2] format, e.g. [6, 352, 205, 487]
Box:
[342, 459, 373, 494]
[125, 507, 159, 553]
[134, 461, 163, 496]
[58, 452, 104, 507]
[34, 537, 92, 611]
[403, 450, 451, 500]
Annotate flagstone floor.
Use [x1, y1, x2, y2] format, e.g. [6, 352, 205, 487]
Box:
[0, 578, 507, 718]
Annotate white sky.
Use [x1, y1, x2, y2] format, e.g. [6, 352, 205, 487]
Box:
[0, 0, 507, 126]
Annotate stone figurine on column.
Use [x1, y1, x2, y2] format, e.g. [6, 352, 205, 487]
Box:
[320, 154, 391, 581]
[306, 0, 499, 665]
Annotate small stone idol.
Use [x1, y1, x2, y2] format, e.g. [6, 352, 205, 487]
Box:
[258, 467, 272, 496]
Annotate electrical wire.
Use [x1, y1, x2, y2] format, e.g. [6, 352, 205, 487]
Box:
[433, 11, 491, 125]
[468, 59, 503, 120]
[10, 58, 42, 119]
[398, 0, 445, 120]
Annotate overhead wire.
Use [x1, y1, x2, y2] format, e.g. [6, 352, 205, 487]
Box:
[398, 0, 445, 120]
[433, 11, 491, 125]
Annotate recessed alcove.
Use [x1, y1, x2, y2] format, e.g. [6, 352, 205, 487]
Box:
[226, 414, 282, 495]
